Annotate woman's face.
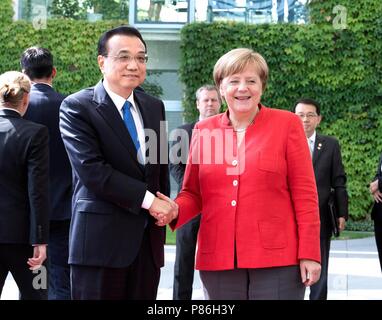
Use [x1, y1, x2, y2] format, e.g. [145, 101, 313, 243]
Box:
[219, 64, 263, 116]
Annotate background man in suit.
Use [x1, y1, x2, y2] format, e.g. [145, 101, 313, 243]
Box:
[59, 26, 175, 300]
[170, 84, 221, 300]
[369, 155, 382, 272]
[0, 71, 49, 299]
[20, 47, 72, 300]
[294, 98, 348, 300]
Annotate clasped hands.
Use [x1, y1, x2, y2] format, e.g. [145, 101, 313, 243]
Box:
[148, 192, 178, 226]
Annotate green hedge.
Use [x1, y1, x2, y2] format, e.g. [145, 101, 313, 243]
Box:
[0, 2, 161, 97]
[179, 1, 382, 220]
[0, 0, 13, 26]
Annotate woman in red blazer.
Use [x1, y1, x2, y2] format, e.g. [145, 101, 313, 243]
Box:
[160, 48, 321, 299]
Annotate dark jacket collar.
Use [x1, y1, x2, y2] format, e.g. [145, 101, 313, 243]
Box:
[93, 80, 111, 105]
[93, 80, 147, 112]
[31, 82, 54, 92]
[0, 108, 21, 118]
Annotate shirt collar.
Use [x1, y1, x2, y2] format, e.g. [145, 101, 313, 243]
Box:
[103, 80, 137, 112]
[308, 131, 317, 145]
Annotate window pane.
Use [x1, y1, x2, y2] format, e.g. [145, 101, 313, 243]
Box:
[18, 0, 130, 21]
[136, 0, 189, 23]
[201, 0, 308, 24]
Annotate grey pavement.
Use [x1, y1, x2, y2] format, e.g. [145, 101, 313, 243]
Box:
[1, 236, 382, 300]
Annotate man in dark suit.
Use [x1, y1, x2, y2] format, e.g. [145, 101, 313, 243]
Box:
[369, 155, 382, 272]
[294, 98, 348, 300]
[59, 26, 175, 300]
[0, 71, 49, 300]
[171, 85, 221, 300]
[20, 47, 72, 300]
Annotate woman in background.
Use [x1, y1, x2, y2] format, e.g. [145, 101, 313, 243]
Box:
[0, 71, 49, 299]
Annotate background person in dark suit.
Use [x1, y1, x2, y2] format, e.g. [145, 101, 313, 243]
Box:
[171, 84, 221, 300]
[369, 155, 382, 272]
[59, 26, 175, 300]
[294, 98, 348, 300]
[20, 47, 72, 300]
[0, 71, 49, 300]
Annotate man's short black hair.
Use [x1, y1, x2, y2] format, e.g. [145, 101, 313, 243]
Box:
[293, 98, 321, 116]
[20, 47, 54, 80]
[98, 26, 147, 56]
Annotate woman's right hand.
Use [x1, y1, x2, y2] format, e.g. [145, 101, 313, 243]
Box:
[300, 259, 321, 287]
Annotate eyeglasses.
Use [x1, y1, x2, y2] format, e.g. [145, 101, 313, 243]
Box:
[104, 53, 148, 65]
[296, 113, 318, 119]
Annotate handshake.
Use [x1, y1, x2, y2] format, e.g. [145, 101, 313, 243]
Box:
[149, 192, 179, 227]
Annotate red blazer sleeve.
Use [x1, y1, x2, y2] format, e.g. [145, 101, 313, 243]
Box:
[286, 115, 321, 262]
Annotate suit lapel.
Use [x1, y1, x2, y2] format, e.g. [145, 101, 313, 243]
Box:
[93, 81, 143, 169]
[134, 93, 150, 131]
[134, 92, 157, 174]
[312, 134, 324, 166]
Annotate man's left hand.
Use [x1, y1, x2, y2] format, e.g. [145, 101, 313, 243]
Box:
[338, 217, 346, 232]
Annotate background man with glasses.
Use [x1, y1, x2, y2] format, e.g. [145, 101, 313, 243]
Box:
[294, 98, 348, 300]
[59, 26, 174, 299]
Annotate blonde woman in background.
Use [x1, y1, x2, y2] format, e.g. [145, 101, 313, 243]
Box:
[0, 71, 49, 299]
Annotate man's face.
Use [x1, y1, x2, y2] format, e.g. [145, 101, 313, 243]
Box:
[196, 89, 221, 120]
[295, 103, 321, 138]
[98, 35, 146, 98]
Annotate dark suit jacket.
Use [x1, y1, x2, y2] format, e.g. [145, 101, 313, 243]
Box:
[312, 133, 348, 236]
[371, 154, 382, 221]
[24, 83, 72, 221]
[0, 109, 49, 244]
[59, 80, 169, 268]
[169, 122, 196, 192]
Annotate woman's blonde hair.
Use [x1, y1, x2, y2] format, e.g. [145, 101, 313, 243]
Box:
[213, 48, 269, 91]
[0, 71, 31, 109]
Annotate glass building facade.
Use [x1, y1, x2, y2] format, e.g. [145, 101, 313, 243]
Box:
[16, 0, 308, 24]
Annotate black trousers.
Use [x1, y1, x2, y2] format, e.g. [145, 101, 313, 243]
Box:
[0, 244, 47, 300]
[309, 233, 331, 300]
[173, 215, 200, 300]
[47, 219, 71, 300]
[374, 219, 382, 272]
[71, 228, 160, 300]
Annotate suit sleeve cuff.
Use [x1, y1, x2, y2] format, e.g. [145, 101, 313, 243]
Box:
[142, 191, 155, 210]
